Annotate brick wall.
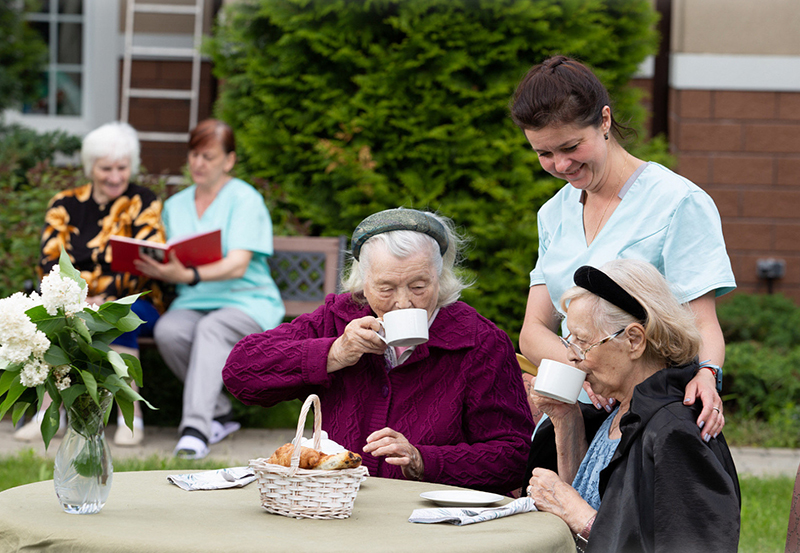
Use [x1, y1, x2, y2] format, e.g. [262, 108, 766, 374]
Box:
[669, 88, 800, 302]
[118, 59, 216, 175]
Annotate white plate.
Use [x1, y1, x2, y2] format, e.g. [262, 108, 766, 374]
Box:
[419, 490, 504, 507]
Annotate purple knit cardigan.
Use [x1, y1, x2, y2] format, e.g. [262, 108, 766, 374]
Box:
[223, 293, 534, 494]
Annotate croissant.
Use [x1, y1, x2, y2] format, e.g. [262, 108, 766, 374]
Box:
[266, 443, 323, 469]
[266, 443, 363, 470]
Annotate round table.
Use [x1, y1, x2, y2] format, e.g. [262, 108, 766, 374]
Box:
[0, 470, 574, 552]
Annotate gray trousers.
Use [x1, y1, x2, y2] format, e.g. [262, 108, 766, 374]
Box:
[153, 308, 261, 441]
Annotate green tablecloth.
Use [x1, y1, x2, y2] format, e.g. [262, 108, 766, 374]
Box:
[0, 470, 574, 552]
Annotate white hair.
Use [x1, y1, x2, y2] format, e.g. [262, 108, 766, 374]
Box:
[81, 122, 141, 177]
[342, 211, 471, 308]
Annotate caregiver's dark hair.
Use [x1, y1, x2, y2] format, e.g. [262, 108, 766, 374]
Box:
[510, 55, 630, 140]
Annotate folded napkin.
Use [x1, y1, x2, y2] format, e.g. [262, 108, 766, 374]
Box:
[167, 466, 256, 491]
[408, 497, 537, 526]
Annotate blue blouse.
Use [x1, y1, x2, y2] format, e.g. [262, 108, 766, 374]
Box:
[572, 407, 620, 510]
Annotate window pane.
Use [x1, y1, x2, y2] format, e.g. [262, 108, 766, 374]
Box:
[21, 73, 49, 114]
[56, 72, 81, 115]
[57, 22, 82, 64]
[29, 21, 50, 49]
[59, 0, 82, 14]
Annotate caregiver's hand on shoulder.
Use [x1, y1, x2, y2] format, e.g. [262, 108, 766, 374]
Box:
[327, 315, 387, 373]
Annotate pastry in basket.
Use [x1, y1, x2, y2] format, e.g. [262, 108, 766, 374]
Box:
[267, 443, 323, 469]
[267, 443, 362, 470]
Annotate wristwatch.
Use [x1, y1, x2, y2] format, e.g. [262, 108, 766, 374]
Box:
[188, 266, 201, 287]
[700, 363, 723, 393]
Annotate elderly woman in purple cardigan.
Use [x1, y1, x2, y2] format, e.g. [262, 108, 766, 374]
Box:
[223, 208, 534, 494]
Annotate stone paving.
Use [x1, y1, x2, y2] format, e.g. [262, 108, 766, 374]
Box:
[1, 420, 798, 478]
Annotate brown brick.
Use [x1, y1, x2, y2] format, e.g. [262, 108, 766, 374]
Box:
[711, 156, 773, 185]
[745, 124, 800, 153]
[677, 90, 712, 119]
[775, 225, 800, 251]
[778, 92, 800, 120]
[742, 190, 800, 218]
[130, 60, 159, 82]
[777, 158, 800, 186]
[676, 155, 711, 184]
[731, 254, 760, 285]
[705, 189, 739, 217]
[722, 221, 773, 250]
[677, 122, 743, 152]
[713, 91, 777, 120]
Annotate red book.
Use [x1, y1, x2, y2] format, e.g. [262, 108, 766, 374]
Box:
[109, 229, 222, 276]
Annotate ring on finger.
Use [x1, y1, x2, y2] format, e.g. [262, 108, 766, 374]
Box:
[713, 407, 721, 413]
[526, 485, 532, 497]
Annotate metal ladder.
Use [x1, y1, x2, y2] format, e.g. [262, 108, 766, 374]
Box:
[120, 0, 205, 143]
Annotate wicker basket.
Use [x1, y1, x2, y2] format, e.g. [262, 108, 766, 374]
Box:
[249, 394, 369, 519]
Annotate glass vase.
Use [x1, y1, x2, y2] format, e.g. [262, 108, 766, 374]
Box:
[53, 390, 114, 515]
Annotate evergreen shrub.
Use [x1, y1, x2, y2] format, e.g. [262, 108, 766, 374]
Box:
[206, 0, 660, 341]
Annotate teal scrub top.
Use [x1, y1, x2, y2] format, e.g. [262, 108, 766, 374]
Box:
[531, 162, 735, 335]
[163, 178, 285, 331]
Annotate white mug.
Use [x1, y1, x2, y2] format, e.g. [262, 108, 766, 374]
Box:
[377, 308, 429, 347]
[533, 359, 587, 404]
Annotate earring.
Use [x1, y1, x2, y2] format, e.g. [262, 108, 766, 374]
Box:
[604, 133, 609, 140]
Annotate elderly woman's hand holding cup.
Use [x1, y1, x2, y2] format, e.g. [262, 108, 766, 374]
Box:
[327, 315, 388, 373]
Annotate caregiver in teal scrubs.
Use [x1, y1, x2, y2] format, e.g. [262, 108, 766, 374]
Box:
[135, 119, 284, 460]
[510, 56, 735, 441]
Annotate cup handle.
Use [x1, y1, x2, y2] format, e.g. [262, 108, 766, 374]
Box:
[376, 320, 389, 344]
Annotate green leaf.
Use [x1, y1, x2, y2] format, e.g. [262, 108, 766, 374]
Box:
[80, 370, 99, 405]
[0, 380, 28, 421]
[68, 314, 92, 343]
[40, 399, 63, 450]
[116, 396, 134, 431]
[43, 345, 70, 366]
[0, 368, 21, 396]
[114, 311, 144, 333]
[105, 375, 156, 411]
[60, 384, 88, 409]
[107, 349, 129, 379]
[11, 402, 30, 426]
[120, 353, 143, 387]
[77, 311, 116, 333]
[58, 247, 86, 289]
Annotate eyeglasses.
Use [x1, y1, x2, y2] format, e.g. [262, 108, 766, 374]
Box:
[559, 328, 627, 360]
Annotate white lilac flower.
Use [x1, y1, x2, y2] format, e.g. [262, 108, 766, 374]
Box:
[40, 265, 87, 316]
[0, 292, 39, 345]
[19, 358, 50, 387]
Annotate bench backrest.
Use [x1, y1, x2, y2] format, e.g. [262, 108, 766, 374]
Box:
[269, 236, 347, 318]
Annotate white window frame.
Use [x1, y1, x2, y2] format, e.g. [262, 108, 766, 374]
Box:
[3, 0, 120, 137]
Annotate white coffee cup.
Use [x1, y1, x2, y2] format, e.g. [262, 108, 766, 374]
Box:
[377, 308, 429, 347]
[533, 359, 587, 404]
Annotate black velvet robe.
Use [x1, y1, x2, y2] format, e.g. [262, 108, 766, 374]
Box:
[527, 362, 741, 553]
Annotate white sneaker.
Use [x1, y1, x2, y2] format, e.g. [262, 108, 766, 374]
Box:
[174, 435, 209, 460]
[114, 416, 145, 447]
[12, 410, 66, 442]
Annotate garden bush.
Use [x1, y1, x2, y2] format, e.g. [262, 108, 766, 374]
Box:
[206, 0, 662, 342]
[0, 1, 48, 113]
[717, 293, 800, 447]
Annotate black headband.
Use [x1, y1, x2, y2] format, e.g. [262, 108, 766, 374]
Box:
[351, 208, 449, 261]
[573, 265, 647, 322]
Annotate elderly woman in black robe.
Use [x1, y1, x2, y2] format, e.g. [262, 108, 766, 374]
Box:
[526, 259, 740, 553]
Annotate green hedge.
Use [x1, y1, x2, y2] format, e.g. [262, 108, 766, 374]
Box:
[718, 293, 800, 447]
[206, 0, 661, 343]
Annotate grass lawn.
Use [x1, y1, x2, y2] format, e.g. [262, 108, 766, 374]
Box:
[0, 450, 792, 552]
